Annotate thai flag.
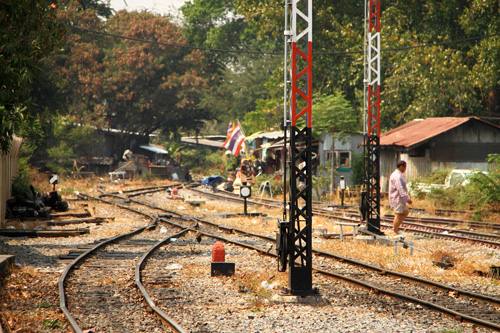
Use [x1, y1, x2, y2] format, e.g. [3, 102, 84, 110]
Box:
[223, 122, 245, 156]
[223, 122, 233, 146]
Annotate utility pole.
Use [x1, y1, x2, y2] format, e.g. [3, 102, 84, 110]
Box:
[277, 0, 314, 296]
[362, 0, 383, 235]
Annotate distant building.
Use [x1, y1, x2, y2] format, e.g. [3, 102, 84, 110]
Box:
[379, 116, 500, 192]
[50, 127, 151, 175]
[318, 132, 364, 188]
[249, 131, 364, 189]
[181, 136, 225, 151]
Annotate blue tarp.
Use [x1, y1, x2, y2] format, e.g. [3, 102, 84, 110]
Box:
[201, 175, 226, 186]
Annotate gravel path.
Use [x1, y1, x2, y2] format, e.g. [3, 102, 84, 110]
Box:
[1, 186, 498, 332]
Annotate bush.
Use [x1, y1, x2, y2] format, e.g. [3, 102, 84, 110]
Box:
[456, 155, 500, 219]
[204, 150, 227, 175]
[427, 154, 500, 220]
[350, 152, 364, 185]
[178, 147, 207, 173]
[409, 168, 453, 199]
[418, 168, 451, 185]
[253, 174, 285, 196]
[426, 186, 461, 208]
[312, 164, 330, 200]
[11, 157, 32, 197]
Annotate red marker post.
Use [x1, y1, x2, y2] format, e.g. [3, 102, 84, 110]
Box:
[210, 241, 235, 277]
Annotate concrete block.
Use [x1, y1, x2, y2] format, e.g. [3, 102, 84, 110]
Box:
[211, 262, 235, 277]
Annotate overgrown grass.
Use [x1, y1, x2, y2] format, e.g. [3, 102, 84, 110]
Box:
[165, 198, 499, 285]
[412, 154, 500, 221]
[14, 169, 500, 287]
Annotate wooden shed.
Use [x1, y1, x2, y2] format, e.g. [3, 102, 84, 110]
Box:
[379, 117, 500, 192]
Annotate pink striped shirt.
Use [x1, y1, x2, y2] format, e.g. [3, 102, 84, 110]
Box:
[389, 169, 410, 207]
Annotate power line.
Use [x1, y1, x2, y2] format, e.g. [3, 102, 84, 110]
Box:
[71, 26, 282, 55]
[382, 33, 500, 53]
[72, 25, 499, 56]
[315, 33, 500, 55]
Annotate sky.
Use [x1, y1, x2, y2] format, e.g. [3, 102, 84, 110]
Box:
[109, 0, 189, 16]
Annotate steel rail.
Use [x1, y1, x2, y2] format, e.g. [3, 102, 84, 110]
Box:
[58, 222, 155, 333]
[79, 187, 500, 331]
[135, 228, 193, 333]
[395, 221, 500, 240]
[89, 193, 197, 332]
[154, 217, 500, 331]
[387, 223, 500, 248]
[385, 214, 500, 231]
[131, 194, 500, 307]
[191, 187, 500, 247]
[105, 184, 183, 196]
[124, 184, 477, 219]
[59, 192, 189, 333]
[312, 267, 500, 331]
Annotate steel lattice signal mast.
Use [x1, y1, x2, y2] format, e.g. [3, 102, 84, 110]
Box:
[362, 0, 383, 234]
[277, 0, 314, 295]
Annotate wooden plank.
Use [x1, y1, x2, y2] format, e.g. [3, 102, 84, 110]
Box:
[0, 229, 89, 237]
[43, 217, 107, 225]
[49, 212, 91, 218]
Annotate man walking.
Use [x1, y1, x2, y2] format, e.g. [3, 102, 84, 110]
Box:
[389, 160, 412, 238]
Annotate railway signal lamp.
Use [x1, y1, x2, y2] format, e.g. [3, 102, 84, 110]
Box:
[240, 182, 251, 215]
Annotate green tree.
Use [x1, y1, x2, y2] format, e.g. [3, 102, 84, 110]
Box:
[235, 0, 500, 130]
[101, 11, 211, 136]
[311, 91, 360, 192]
[0, 0, 65, 152]
[45, 117, 98, 174]
[380, 0, 497, 127]
[243, 97, 283, 135]
[181, 0, 282, 138]
[200, 47, 282, 127]
[181, 0, 280, 63]
[311, 92, 360, 137]
[181, 0, 245, 64]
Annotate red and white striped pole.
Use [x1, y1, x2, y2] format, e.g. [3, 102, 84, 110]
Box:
[363, 0, 383, 234]
[290, 0, 313, 129]
[367, 0, 381, 138]
[287, 0, 314, 295]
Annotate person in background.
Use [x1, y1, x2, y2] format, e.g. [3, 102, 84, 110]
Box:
[389, 160, 412, 238]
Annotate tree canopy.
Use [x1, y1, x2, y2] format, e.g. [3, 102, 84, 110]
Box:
[235, 0, 500, 130]
[32, 1, 213, 137]
[3, 0, 500, 161]
[102, 11, 210, 135]
[0, 0, 64, 152]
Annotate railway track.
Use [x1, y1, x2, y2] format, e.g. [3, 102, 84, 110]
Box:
[59, 192, 192, 332]
[58, 186, 500, 332]
[190, 186, 500, 248]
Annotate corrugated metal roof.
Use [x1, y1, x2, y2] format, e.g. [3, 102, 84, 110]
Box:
[139, 145, 168, 154]
[247, 131, 285, 140]
[181, 137, 224, 148]
[380, 116, 500, 148]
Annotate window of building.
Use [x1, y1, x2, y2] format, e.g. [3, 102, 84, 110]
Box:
[325, 150, 334, 162]
[335, 151, 351, 168]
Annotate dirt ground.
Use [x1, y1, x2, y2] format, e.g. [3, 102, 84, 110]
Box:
[1, 176, 499, 332]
